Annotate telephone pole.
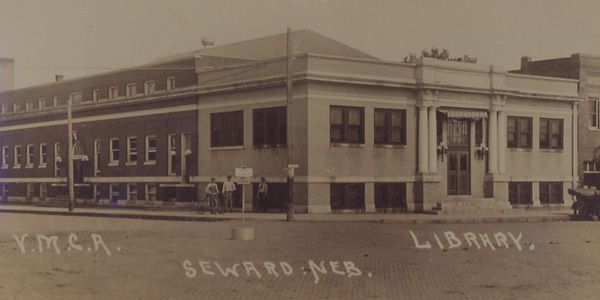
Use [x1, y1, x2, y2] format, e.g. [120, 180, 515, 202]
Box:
[67, 99, 75, 212]
[286, 27, 295, 222]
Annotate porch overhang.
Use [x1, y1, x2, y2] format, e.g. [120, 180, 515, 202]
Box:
[438, 108, 488, 120]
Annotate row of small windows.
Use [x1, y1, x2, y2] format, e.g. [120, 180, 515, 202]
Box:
[507, 116, 563, 149]
[0, 77, 176, 115]
[329, 183, 407, 212]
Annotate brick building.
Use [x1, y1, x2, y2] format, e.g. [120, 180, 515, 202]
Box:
[0, 30, 580, 213]
[513, 54, 600, 188]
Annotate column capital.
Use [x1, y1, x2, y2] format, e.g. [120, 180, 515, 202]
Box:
[490, 94, 507, 111]
[418, 88, 440, 106]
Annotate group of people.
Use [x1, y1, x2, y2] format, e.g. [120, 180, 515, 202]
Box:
[202, 176, 269, 214]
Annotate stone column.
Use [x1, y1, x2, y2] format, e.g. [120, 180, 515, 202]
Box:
[418, 104, 429, 173]
[488, 109, 498, 174]
[428, 106, 437, 173]
[497, 110, 506, 174]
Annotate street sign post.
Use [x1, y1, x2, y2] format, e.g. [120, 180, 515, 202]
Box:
[231, 166, 255, 241]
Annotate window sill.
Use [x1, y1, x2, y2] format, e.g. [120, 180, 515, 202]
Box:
[13, 165, 21, 169]
[330, 143, 365, 148]
[210, 145, 244, 151]
[125, 162, 137, 166]
[539, 148, 563, 153]
[144, 161, 156, 166]
[38, 164, 47, 168]
[507, 147, 533, 152]
[108, 162, 119, 167]
[254, 144, 287, 149]
[25, 165, 34, 169]
[374, 144, 406, 149]
[1, 166, 7, 170]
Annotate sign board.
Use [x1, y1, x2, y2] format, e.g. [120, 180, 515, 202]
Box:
[235, 167, 253, 178]
[237, 177, 251, 185]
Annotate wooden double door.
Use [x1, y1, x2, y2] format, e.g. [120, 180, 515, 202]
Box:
[447, 119, 471, 195]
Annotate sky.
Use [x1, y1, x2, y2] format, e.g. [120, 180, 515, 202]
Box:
[2, 0, 600, 88]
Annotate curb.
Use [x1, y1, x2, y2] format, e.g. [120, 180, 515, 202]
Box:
[0, 208, 231, 222]
[0, 207, 573, 224]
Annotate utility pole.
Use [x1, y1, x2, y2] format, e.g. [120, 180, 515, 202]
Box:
[67, 99, 75, 212]
[286, 27, 295, 222]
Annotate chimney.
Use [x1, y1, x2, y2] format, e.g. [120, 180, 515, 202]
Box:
[55, 74, 64, 82]
[520, 56, 531, 70]
[0, 57, 15, 92]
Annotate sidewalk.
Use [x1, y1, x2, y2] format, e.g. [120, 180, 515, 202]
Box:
[0, 203, 576, 224]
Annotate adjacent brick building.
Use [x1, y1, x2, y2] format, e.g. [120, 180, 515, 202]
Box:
[0, 30, 581, 213]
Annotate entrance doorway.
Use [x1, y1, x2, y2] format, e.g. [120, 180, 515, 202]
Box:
[446, 119, 470, 195]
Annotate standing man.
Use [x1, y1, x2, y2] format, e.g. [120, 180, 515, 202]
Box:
[205, 177, 220, 214]
[257, 177, 269, 212]
[222, 175, 236, 212]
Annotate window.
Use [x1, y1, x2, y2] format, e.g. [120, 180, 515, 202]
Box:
[144, 81, 155, 95]
[13, 102, 21, 113]
[374, 108, 406, 145]
[146, 184, 157, 201]
[210, 111, 244, 147]
[168, 134, 177, 175]
[374, 183, 407, 211]
[14, 145, 21, 168]
[39, 143, 47, 167]
[507, 116, 532, 148]
[127, 136, 138, 164]
[69, 92, 82, 104]
[591, 98, 599, 129]
[26, 144, 34, 167]
[25, 102, 33, 112]
[126, 84, 137, 98]
[39, 98, 46, 110]
[1, 146, 8, 168]
[109, 138, 120, 164]
[330, 183, 365, 210]
[508, 182, 532, 205]
[109, 86, 119, 100]
[330, 106, 364, 144]
[145, 135, 157, 163]
[54, 142, 62, 176]
[94, 139, 101, 176]
[92, 89, 100, 102]
[53, 96, 59, 107]
[540, 118, 563, 149]
[127, 184, 138, 201]
[166, 77, 175, 91]
[253, 107, 286, 146]
[110, 184, 120, 202]
[540, 182, 563, 204]
[1, 104, 7, 114]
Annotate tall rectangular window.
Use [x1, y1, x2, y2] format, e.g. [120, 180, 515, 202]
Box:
[145, 135, 157, 163]
[1, 104, 7, 114]
[540, 118, 563, 149]
[39, 143, 47, 167]
[211, 111, 244, 147]
[92, 89, 100, 102]
[146, 184, 157, 201]
[14, 145, 21, 168]
[109, 86, 119, 100]
[126, 84, 137, 98]
[508, 182, 532, 205]
[25, 102, 33, 112]
[330, 106, 364, 144]
[39, 98, 46, 110]
[109, 138, 120, 164]
[54, 142, 62, 176]
[26, 144, 34, 167]
[374, 108, 406, 145]
[253, 107, 286, 146]
[69, 92, 82, 104]
[110, 184, 120, 202]
[127, 184, 138, 201]
[127, 136, 138, 164]
[13, 102, 21, 113]
[540, 182, 563, 204]
[507, 116, 532, 148]
[144, 81, 155, 95]
[168, 134, 177, 175]
[1, 146, 8, 168]
[591, 98, 599, 129]
[166, 77, 175, 91]
[53, 96, 59, 107]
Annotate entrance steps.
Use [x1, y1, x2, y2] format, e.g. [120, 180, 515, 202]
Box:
[431, 196, 517, 215]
